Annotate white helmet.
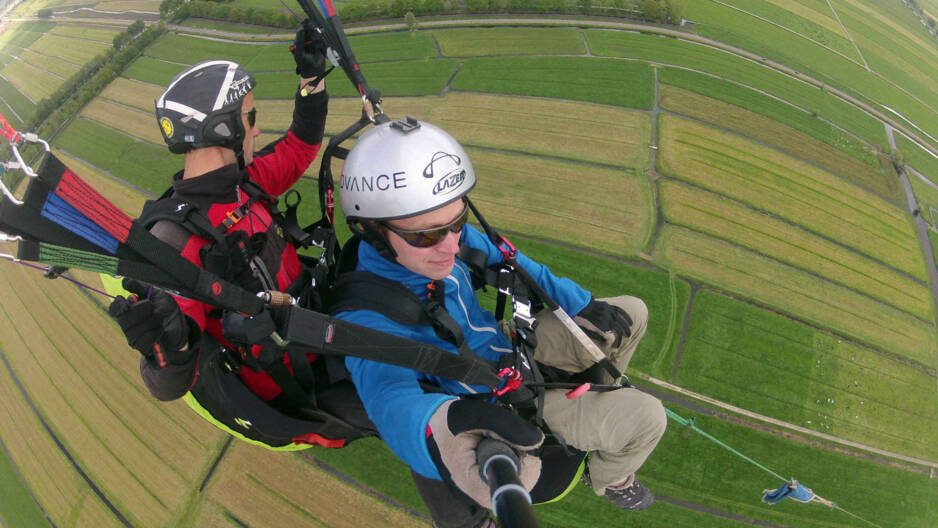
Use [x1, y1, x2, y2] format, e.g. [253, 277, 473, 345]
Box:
[340, 118, 476, 222]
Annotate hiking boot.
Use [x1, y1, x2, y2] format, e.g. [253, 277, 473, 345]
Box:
[604, 479, 654, 510]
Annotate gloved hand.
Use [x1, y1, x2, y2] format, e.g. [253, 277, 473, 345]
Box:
[427, 399, 544, 509]
[290, 19, 327, 79]
[574, 297, 633, 348]
[108, 278, 193, 367]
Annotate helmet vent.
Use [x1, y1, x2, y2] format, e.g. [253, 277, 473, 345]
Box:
[213, 123, 232, 138]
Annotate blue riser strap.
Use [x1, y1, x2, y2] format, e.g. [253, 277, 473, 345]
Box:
[41, 193, 119, 254]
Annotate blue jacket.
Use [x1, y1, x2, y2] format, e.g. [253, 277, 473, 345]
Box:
[336, 225, 591, 479]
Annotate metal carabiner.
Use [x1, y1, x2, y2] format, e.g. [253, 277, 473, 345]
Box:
[0, 231, 22, 262]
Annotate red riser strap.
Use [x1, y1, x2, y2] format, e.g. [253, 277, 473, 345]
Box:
[54, 168, 132, 243]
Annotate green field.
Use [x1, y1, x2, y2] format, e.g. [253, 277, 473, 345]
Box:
[896, 133, 938, 185]
[453, 56, 655, 109]
[48, 23, 120, 43]
[0, 21, 53, 50]
[17, 49, 79, 78]
[55, 117, 181, 194]
[434, 27, 587, 57]
[121, 56, 188, 85]
[657, 114, 926, 281]
[27, 34, 109, 67]
[658, 67, 882, 167]
[0, 75, 34, 125]
[658, 179, 933, 320]
[653, 225, 936, 367]
[0, 438, 49, 528]
[256, 59, 460, 98]
[0, 60, 60, 101]
[675, 289, 938, 460]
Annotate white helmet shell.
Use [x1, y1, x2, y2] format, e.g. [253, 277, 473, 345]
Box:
[340, 119, 476, 221]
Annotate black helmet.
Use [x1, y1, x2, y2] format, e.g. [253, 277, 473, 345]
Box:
[155, 60, 256, 155]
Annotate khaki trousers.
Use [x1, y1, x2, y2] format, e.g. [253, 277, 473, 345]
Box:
[531, 296, 667, 494]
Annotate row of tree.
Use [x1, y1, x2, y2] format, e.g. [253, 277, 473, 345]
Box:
[160, 0, 684, 26]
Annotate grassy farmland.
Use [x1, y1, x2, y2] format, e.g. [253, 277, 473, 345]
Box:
[0, 7, 936, 528]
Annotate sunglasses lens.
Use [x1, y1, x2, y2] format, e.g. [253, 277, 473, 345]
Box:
[391, 205, 470, 248]
[248, 109, 256, 127]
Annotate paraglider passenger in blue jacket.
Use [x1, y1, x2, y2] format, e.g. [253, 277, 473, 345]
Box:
[335, 119, 667, 528]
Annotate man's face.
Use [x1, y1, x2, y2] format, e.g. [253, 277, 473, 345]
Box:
[384, 198, 465, 280]
[240, 92, 260, 165]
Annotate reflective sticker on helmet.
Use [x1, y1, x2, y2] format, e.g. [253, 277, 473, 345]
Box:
[160, 117, 173, 138]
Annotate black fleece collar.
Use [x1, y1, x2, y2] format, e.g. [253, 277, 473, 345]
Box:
[171, 164, 243, 203]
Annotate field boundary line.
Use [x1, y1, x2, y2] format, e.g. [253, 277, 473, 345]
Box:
[824, 0, 869, 70]
[634, 372, 938, 469]
[0, 432, 54, 528]
[669, 282, 695, 382]
[0, 345, 136, 527]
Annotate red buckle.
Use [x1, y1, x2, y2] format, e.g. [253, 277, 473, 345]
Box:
[494, 367, 523, 396]
[497, 236, 517, 261]
[326, 189, 335, 225]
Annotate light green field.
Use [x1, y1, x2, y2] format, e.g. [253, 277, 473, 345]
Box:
[909, 172, 938, 228]
[121, 56, 187, 86]
[453, 56, 655, 110]
[653, 224, 936, 367]
[27, 34, 109, 67]
[94, 0, 161, 10]
[0, 21, 53, 50]
[48, 23, 121, 44]
[657, 114, 926, 281]
[82, 98, 163, 145]
[433, 27, 587, 57]
[659, 179, 933, 320]
[0, 60, 61, 101]
[17, 49, 79, 78]
[896, 133, 938, 185]
[0, 75, 34, 123]
[101, 76, 163, 112]
[144, 33, 265, 66]
[676, 289, 938, 461]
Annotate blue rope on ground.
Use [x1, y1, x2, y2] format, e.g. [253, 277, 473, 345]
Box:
[664, 407, 884, 528]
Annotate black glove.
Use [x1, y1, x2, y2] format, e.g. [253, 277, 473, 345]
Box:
[290, 19, 327, 79]
[426, 399, 543, 508]
[108, 278, 193, 367]
[574, 297, 633, 348]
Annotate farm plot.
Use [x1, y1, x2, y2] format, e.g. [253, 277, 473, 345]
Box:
[658, 179, 933, 320]
[657, 68, 883, 169]
[469, 147, 654, 257]
[433, 27, 587, 57]
[17, 49, 79, 78]
[0, 266, 200, 527]
[81, 98, 164, 145]
[144, 33, 264, 67]
[121, 56, 187, 86]
[0, 77, 33, 128]
[896, 133, 938, 185]
[676, 289, 938, 461]
[48, 23, 121, 44]
[657, 114, 926, 281]
[657, 83, 900, 204]
[585, 29, 928, 146]
[253, 59, 459, 99]
[197, 442, 427, 527]
[94, 0, 162, 10]
[55, 117, 181, 195]
[453, 56, 654, 110]
[909, 172, 938, 229]
[100, 76, 163, 112]
[653, 225, 936, 367]
[1, 60, 61, 101]
[0, 22, 53, 50]
[28, 34, 109, 68]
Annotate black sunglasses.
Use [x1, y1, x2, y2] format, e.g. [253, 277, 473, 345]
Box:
[382, 203, 469, 248]
[242, 107, 257, 128]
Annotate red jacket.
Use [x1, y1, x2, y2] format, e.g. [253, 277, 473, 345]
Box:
[140, 89, 327, 402]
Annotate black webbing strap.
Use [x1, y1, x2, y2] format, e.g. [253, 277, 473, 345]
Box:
[330, 270, 433, 326]
[424, 279, 490, 366]
[255, 345, 309, 411]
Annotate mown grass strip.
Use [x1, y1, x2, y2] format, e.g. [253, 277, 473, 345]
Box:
[658, 179, 933, 320]
[586, 29, 890, 147]
[1, 60, 61, 101]
[28, 34, 109, 68]
[18, 49, 79, 79]
[102, 77, 163, 112]
[81, 98, 164, 145]
[453, 56, 655, 109]
[54, 117, 181, 195]
[470, 147, 655, 258]
[675, 289, 938, 461]
[658, 68, 883, 169]
[48, 24, 121, 44]
[657, 114, 926, 281]
[433, 27, 587, 57]
[653, 225, 937, 367]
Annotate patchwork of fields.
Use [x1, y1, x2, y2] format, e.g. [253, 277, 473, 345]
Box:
[0, 7, 937, 528]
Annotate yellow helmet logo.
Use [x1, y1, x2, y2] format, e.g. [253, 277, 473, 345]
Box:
[234, 417, 252, 429]
[160, 117, 173, 138]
